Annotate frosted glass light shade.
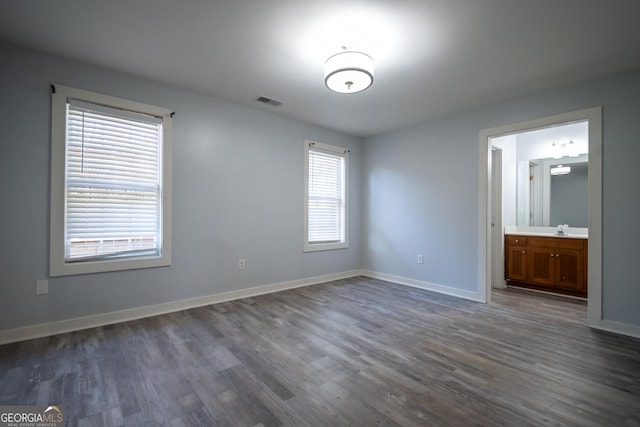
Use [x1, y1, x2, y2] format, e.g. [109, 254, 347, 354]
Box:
[324, 51, 374, 94]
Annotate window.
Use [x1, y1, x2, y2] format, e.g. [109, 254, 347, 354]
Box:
[50, 85, 172, 276]
[304, 140, 349, 252]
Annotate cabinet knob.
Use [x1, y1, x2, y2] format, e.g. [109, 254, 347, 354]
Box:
[522, 250, 526, 254]
[515, 239, 519, 243]
[550, 253, 555, 257]
[556, 254, 560, 258]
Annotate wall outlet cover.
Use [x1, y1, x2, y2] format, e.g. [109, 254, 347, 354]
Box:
[35, 279, 49, 295]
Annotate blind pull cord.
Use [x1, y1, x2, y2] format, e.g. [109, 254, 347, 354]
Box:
[81, 109, 86, 174]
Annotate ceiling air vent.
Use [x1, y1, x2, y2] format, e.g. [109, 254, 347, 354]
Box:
[256, 96, 282, 107]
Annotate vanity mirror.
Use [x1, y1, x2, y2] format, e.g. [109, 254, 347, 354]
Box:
[494, 120, 589, 229]
[517, 154, 588, 227]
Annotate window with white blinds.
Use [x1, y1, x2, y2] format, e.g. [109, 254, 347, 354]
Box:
[304, 140, 349, 252]
[50, 85, 172, 276]
[65, 100, 162, 261]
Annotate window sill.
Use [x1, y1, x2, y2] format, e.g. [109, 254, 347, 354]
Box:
[49, 253, 171, 277]
[303, 242, 349, 253]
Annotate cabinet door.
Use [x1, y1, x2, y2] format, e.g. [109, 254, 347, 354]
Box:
[506, 246, 528, 282]
[528, 247, 556, 286]
[555, 249, 585, 291]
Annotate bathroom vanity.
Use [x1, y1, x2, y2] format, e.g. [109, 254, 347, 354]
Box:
[504, 230, 588, 298]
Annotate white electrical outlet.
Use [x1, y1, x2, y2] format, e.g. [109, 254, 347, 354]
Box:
[417, 254, 424, 264]
[238, 259, 246, 270]
[35, 279, 49, 295]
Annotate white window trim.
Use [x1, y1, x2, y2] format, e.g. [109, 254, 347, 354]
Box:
[303, 139, 349, 252]
[50, 84, 172, 276]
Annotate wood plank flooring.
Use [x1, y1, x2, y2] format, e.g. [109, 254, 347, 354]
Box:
[1, 276, 639, 426]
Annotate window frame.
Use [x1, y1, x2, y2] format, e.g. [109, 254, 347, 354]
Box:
[303, 139, 349, 252]
[50, 84, 173, 276]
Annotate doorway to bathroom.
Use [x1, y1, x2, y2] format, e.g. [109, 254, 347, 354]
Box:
[479, 106, 602, 327]
[492, 121, 588, 297]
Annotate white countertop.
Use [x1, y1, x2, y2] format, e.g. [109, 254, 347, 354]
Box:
[504, 226, 588, 239]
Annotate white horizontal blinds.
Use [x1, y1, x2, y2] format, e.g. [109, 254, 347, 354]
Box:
[308, 145, 345, 244]
[65, 99, 163, 262]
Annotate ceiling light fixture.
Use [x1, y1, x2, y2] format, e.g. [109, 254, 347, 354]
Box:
[324, 50, 374, 94]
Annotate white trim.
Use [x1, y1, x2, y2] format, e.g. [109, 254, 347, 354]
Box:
[0, 270, 362, 345]
[50, 84, 173, 276]
[367, 268, 640, 341]
[6, 267, 638, 345]
[491, 147, 505, 290]
[303, 139, 350, 252]
[478, 106, 602, 327]
[361, 270, 485, 302]
[593, 320, 640, 340]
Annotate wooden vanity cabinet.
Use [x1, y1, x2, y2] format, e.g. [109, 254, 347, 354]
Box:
[505, 234, 587, 297]
[505, 236, 528, 282]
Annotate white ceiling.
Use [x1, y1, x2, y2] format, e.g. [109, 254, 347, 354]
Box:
[1, 0, 640, 137]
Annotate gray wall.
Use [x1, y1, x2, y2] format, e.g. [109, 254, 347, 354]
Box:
[2, 40, 640, 332]
[0, 42, 362, 330]
[363, 68, 640, 327]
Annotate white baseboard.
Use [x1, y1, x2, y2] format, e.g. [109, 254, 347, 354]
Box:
[5, 269, 636, 345]
[361, 270, 485, 302]
[591, 319, 640, 340]
[367, 271, 640, 340]
[0, 270, 362, 345]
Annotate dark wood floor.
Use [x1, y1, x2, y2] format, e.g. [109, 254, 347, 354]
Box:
[1, 276, 639, 426]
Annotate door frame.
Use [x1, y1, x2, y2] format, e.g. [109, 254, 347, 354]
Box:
[478, 106, 602, 327]
[490, 146, 504, 289]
